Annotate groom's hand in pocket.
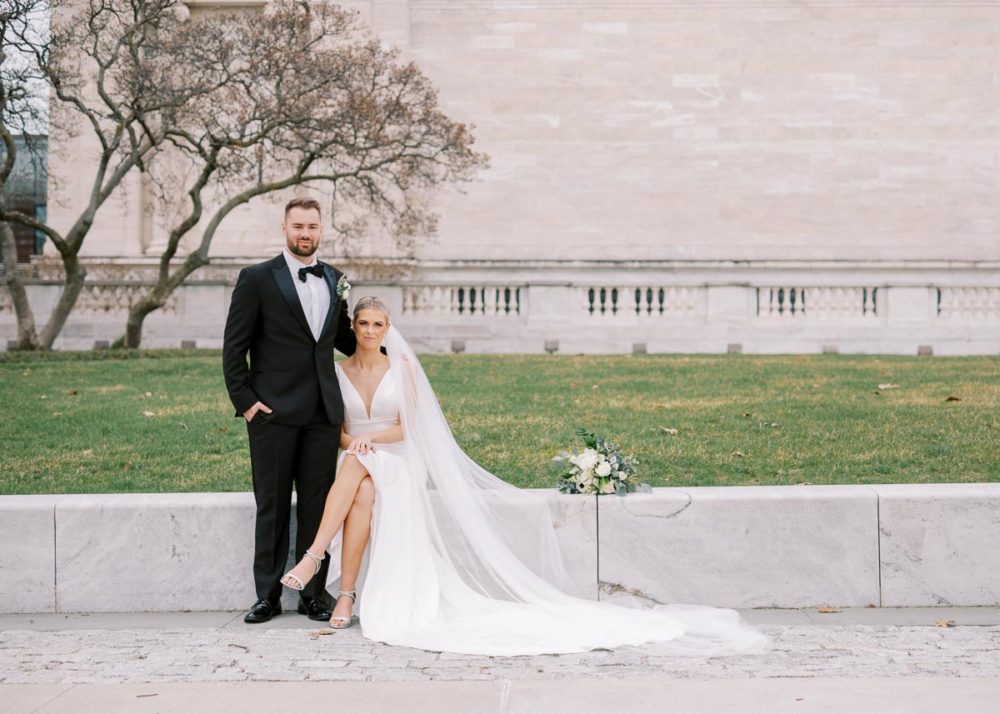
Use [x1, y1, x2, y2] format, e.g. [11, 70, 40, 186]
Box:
[244, 401, 273, 423]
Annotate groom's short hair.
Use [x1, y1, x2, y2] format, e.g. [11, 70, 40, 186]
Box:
[284, 197, 322, 218]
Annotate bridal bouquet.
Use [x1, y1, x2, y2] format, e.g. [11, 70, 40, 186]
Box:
[554, 429, 640, 496]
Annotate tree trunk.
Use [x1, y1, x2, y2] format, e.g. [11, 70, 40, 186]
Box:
[120, 253, 210, 349]
[120, 295, 161, 349]
[0, 222, 40, 349]
[37, 253, 87, 350]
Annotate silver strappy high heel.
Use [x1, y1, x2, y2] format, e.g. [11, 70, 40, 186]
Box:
[329, 590, 357, 629]
[280, 549, 325, 591]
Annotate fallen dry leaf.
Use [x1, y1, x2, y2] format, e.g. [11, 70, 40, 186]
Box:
[816, 607, 841, 614]
[731, 450, 746, 458]
[933, 619, 956, 628]
[659, 427, 679, 436]
[877, 383, 899, 390]
[308, 629, 338, 639]
[142, 410, 156, 417]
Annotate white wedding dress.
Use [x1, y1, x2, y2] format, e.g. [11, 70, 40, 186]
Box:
[325, 326, 766, 657]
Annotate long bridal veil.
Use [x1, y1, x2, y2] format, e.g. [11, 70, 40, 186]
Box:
[384, 325, 574, 595]
[365, 325, 766, 656]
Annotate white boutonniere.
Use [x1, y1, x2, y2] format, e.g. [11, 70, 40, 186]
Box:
[336, 275, 351, 301]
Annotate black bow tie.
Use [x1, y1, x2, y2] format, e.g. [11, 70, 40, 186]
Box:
[297, 264, 324, 282]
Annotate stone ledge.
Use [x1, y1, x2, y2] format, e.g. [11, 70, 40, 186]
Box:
[874, 484, 1000, 607]
[1, 484, 998, 613]
[0, 492, 594, 614]
[597, 486, 880, 609]
[0, 495, 61, 614]
[53, 493, 257, 613]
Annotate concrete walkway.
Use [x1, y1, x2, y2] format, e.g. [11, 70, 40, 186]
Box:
[3, 608, 1000, 713]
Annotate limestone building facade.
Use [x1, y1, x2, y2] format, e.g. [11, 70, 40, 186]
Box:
[5, 0, 999, 352]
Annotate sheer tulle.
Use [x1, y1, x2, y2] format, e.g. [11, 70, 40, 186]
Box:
[325, 325, 767, 656]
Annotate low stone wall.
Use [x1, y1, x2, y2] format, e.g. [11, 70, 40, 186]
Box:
[2, 484, 998, 614]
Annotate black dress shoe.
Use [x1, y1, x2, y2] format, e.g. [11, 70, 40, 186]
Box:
[298, 596, 332, 621]
[244, 599, 281, 624]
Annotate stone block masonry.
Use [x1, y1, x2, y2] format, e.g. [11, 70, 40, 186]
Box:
[2, 484, 999, 614]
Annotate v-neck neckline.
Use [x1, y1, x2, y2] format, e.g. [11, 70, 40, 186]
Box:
[337, 362, 390, 420]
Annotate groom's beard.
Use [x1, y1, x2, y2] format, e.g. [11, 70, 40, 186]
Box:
[287, 239, 319, 257]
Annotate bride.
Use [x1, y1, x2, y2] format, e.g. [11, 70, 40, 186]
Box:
[279, 296, 766, 656]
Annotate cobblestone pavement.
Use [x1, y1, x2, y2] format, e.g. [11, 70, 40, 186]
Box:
[2, 610, 999, 685]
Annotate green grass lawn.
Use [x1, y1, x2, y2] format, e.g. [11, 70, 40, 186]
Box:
[1, 350, 997, 494]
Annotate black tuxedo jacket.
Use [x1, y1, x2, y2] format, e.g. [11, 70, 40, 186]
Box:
[222, 254, 356, 426]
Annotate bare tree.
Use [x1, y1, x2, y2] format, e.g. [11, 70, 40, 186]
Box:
[118, 2, 485, 347]
[1, 0, 48, 348]
[1, 0, 235, 349]
[6, 0, 476, 350]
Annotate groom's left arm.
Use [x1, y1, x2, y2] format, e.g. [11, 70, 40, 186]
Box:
[223, 268, 261, 415]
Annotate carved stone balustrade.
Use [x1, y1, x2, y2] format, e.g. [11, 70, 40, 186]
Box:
[2, 258, 998, 354]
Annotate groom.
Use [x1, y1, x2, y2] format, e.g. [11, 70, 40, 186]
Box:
[223, 197, 369, 624]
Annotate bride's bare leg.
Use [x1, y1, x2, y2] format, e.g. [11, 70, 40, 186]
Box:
[281, 456, 370, 590]
[333, 476, 374, 620]
[340, 476, 374, 589]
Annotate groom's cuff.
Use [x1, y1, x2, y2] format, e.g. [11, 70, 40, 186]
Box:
[231, 385, 260, 416]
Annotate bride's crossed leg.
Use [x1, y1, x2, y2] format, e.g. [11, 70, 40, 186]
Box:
[335, 471, 373, 623]
[281, 454, 373, 604]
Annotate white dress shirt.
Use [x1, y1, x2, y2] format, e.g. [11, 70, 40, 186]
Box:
[282, 248, 331, 341]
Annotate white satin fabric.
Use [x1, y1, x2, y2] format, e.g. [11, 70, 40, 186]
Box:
[325, 327, 767, 656]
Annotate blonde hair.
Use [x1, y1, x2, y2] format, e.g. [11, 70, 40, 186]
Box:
[352, 296, 391, 321]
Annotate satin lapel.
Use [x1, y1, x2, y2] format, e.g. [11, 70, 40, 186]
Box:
[318, 264, 339, 338]
[271, 256, 314, 340]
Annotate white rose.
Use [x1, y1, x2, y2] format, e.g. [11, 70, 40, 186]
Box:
[576, 448, 599, 471]
[595, 460, 612, 477]
[600, 481, 616, 494]
[580, 471, 595, 487]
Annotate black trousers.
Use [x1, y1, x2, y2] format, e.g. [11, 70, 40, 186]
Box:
[246, 403, 340, 605]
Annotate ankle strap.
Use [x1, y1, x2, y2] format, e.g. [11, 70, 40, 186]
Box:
[338, 590, 356, 601]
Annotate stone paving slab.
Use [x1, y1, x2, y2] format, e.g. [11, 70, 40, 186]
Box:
[4, 606, 1000, 632]
[3, 678, 1000, 714]
[2, 610, 999, 686]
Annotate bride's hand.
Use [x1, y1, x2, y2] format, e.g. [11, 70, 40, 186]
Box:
[346, 436, 374, 455]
